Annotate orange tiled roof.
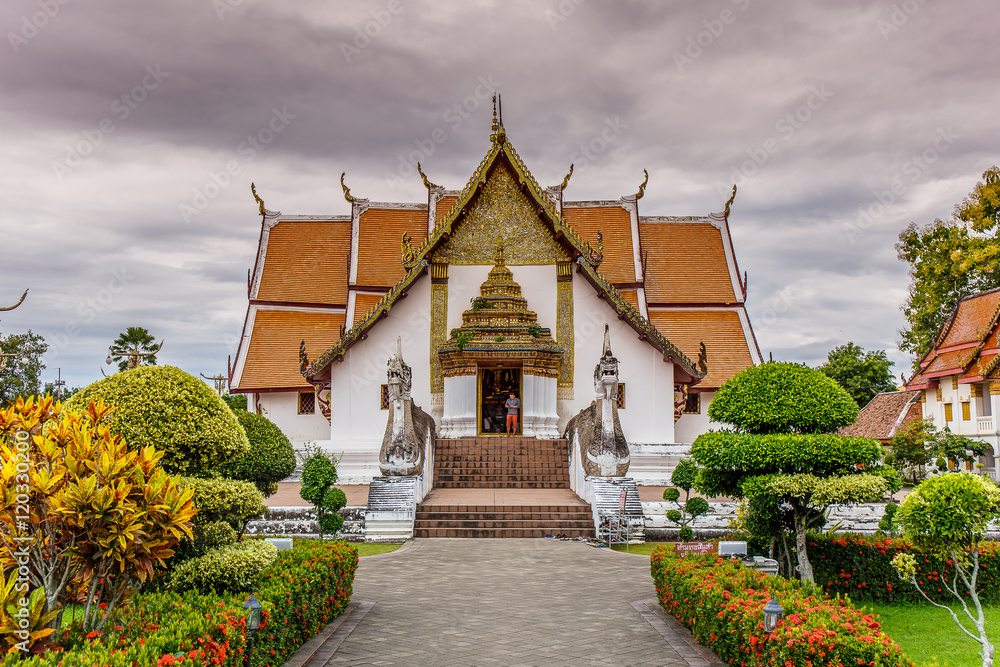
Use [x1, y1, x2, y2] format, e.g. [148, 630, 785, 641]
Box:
[356, 207, 428, 288]
[236, 309, 345, 391]
[436, 196, 458, 226]
[923, 346, 981, 376]
[353, 293, 384, 326]
[961, 353, 999, 381]
[937, 289, 1000, 349]
[839, 390, 921, 441]
[648, 310, 753, 388]
[563, 205, 635, 283]
[619, 289, 640, 310]
[639, 221, 737, 304]
[257, 221, 351, 305]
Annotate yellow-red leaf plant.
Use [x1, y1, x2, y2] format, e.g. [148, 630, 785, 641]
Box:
[0, 395, 197, 635]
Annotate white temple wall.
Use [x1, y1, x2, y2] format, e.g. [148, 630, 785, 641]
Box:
[673, 390, 717, 444]
[569, 272, 675, 444]
[255, 392, 331, 444]
[322, 277, 433, 482]
[447, 265, 491, 332]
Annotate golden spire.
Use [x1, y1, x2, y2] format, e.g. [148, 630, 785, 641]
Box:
[490, 94, 505, 141]
[494, 244, 505, 266]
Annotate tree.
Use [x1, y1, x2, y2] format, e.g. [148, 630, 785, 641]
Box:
[0, 396, 196, 632]
[0, 330, 47, 405]
[693, 362, 899, 584]
[662, 459, 709, 542]
[817, 342, 896, 407]
[216, 410, 297, 497]
[888, 417, 938, 485]
[109, 326, 160, 372]
[65, 366, 250, 476]
[221, 393, 248, 411]
[897, 167, 1000, 364]
[891, 473, 1000, 667]
[300, 446, 347, 537]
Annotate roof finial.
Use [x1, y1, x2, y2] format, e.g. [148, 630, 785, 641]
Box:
[251, 182, 265, 216]
[416, 162, 439, 190]
[559, 163, 574, 191]
[341, 172, 356, 203]
[490, 94, 505, 141]
[635, 169, 649, 200]
[724, 184, 738, 220]
[491, 94, 498, 132]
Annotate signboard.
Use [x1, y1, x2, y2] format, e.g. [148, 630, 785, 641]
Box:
[675, 542, 715, 557]
[618, 488, 627, 512]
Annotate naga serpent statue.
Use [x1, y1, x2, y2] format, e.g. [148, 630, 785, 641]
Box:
[564, 325, 630, 477]
[379, 337, 435, 476]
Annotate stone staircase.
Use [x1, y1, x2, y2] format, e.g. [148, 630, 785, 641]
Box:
[414, 437, 594, 538]
[432, 437, 570, 489]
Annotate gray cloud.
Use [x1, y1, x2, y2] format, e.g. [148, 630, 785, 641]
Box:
[0, 0, 997, 390]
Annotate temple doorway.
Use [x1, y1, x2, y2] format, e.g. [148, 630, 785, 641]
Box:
[478, 366, 522, 435]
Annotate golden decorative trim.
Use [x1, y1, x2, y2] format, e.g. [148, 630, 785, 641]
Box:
[430, 281, 447, 392]
[557, 276, 574, 388]
[936, 388, 943, 401]
[991, 382, 1000, 396]
[973, 383, 983, 398]
[431, 262, 449, 282]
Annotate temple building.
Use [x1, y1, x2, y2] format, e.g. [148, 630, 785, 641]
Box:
[904, 287, 1000, 479]
[229, 108, 761, 488]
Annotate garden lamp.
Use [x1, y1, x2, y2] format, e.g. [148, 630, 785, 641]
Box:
[762, 594, 784, 634]
[243, 593, 262, 667]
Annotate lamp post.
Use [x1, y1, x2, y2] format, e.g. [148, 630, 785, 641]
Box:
[51, 368, 66, 400]
[0, 351, 29, 371]
[200, 372, 228, 396]
[243, 593, 262, 667]
[763, 594, 784, 634]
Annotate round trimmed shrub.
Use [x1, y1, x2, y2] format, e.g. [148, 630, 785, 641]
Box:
[662, 487, 681, 503]
[216, 410, 296, 497]
[169, 539, 278, 593]
[300, 450, 347, 536]
[708, 361, 859, 434]
[686, 496, 710, 517]
[65, 366, 249, 476]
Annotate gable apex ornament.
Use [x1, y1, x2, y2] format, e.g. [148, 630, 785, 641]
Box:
[724, 184, 737, 221]
[341, 172, 358, 204]
[416, 162, 440, 191]
[635, 169, 649, 200]
[251, 183, 266, 216]
[559, 163, 574, 191]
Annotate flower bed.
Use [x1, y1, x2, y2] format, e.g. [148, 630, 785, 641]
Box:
[2, 539, 358, 667]
[809, 532, 1000, 604]
[651, 546, 912, 666]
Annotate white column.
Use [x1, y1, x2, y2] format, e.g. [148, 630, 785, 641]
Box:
[522, 374, 537, 437]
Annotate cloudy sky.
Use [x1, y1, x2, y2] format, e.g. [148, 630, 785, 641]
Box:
[1, 0, 996, 391]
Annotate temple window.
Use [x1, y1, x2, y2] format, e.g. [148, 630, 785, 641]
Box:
[962, 401, 971, 421]
[683, 393, 701, 414]
[616, 383, 626, 410]
[298, 391, 315, 415]
[380, 384, 390, 410]
[944, 403, 953, 422]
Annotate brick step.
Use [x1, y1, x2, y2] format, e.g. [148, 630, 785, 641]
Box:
[433, 481, 571, 489]
[416, 507, 592, 516]
[434, 473, 568, 480]
[413, 527, 594, 538]
[415, 518, 592, 528]
[435, 455, 566, 461]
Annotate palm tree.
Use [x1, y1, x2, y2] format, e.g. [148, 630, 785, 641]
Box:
[109, 327, 161, 372]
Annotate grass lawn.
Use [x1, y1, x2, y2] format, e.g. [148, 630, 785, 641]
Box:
[867, 601, 1000, 667]
[353, 542, 401, 557]
[611, 541, 675, 556]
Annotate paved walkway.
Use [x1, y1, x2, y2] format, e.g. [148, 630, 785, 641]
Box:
[293, 539, 725, 667]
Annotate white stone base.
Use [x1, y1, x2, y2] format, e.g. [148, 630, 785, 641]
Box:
[627, 443, 692, 485]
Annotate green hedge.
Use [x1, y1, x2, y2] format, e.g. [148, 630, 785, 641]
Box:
[809, 532, 1000, 604]
[65, 366, 249, 476]
[651, 546, 912, 666]
[3, 539, 358, 667]
[181, 477, 268, 535]
[170, 540, 278, 594]
[217, 411, 296, 497]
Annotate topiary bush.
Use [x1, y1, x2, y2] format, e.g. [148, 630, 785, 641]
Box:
[300, 448, 347, 537]
[179, 477, 267, 549]
[169, 539, 278, 594]
[216, 410, 296, 497]
[65, 366, 249, 476]
[708, 361, 859, 434]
